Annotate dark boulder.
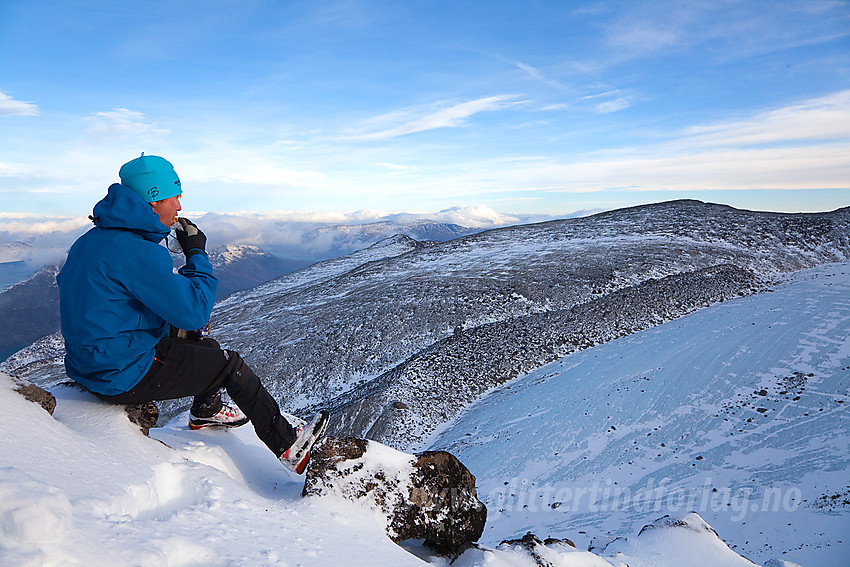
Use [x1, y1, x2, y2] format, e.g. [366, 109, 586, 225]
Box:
[303, 436, 486, 554]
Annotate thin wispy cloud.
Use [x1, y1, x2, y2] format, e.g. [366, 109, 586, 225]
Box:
[376, 162, 418, 174]
[602, 1, 850, 65]
[351, 95, 519, 140]
[0, 91, 39, 117]
[562, 146, 849, 192]
[2, 1, 848, 217]
[595, 97, 632, 114]
[208, 163, 327, 188]
[0, 162, 27, 177]
[458, 91, 850, 196]
[516, 62, 567, 89]
[181, 148, 328, 189]
[577, 90, 633, 114]
[682, 90, 850, 147]
[85, 108, 169, 138]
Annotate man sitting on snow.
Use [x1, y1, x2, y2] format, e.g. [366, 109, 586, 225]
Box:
[57, 153, 326, 474]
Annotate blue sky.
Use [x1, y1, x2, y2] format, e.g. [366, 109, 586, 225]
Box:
[1, 0, 849, 221]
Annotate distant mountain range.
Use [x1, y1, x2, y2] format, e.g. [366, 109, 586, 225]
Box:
[301, 219, 474, 258]
[245, 218, 480, 263]
[0, 245, 304, 362]
[0, 218, 478, 363]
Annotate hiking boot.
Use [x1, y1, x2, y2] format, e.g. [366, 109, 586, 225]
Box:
[280, 410, 330, 474]
[188, 402, 249, 430]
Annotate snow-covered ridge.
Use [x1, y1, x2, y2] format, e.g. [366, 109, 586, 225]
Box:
[207, 243, 265, 264]
[210, 200, 849, 438]
[5, 253, 843, 565]
[5, 200, 849, 435]
[216, 233, 430, 303]
[0, 241, 33, 263]
[327, 264, 766, 449]
[432, 261, 850, 566]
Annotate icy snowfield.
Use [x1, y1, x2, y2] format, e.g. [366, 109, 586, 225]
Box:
[430, 262, 850, 566]
[1, 264, 846, 566]
[0, 384, 425, 567]
[0, 383, 791, 567]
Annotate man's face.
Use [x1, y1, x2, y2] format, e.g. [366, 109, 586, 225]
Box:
[150, 194, 182, 227]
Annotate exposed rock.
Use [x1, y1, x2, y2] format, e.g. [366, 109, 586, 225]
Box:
[7, 374, 157, 435]
[406, 450, 487, 553]
[303, 436, 486, 554]
[764, 559, 804, 567]
[327, 264, 769, 449]
[636, 513, 720, 537]
[498, 532, 578, 567]
[12, 378, 56, 415]
[124, 402, 159, 436]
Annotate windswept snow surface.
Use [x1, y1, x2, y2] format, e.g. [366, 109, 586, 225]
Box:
[0, 383, 423, 567]
[1, 262, 847, 566]
[429, 262, 850, 566]
[0, 376, 786, 567]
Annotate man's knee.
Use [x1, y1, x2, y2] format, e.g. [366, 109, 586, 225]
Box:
[222, 350, 256, 387]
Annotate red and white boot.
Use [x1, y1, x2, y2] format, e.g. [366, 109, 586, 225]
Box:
[280, 410, 330, 474]
[188, 402, 249, 430]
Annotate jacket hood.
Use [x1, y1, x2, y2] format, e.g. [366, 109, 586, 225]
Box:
[92, 183, 170, 242]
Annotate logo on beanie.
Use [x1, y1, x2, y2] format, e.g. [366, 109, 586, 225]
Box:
[148, 187, 160, 200]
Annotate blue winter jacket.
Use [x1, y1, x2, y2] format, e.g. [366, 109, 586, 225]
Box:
[58, 184, 217, 395]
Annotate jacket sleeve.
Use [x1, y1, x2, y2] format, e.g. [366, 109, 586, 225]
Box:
[122, 240, 218, 332]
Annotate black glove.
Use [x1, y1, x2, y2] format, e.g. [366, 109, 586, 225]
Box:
[175, 218, 207, 257]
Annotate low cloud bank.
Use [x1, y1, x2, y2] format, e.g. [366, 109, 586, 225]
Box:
[0, 205, 574, 275]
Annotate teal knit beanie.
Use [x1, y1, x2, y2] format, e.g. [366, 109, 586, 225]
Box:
[119, 153, 182, 202]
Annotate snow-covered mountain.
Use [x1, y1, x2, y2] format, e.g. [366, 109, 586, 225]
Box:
[429, 261, 850, 566]
[2, 259, 846, 565]
[206, 200, 849, 448]
[0, 241, 33, 263]
[6, 201, 849, 439]
[0, 266, 60, 362]
[197, 214, 482, 263]
[204, 245, 311, 300]
[304, 219, 474, 257]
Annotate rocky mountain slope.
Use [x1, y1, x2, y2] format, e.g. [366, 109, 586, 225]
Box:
[205, 245, 310, 299]
[5, 200, 850, 452]
[0, 244, 300, 363]
[0, 266, 60, 361]
[210, 200, 850, 449]
[430, 261, 850, 566]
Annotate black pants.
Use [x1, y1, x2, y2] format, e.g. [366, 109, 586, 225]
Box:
[99, 336, 296, 457]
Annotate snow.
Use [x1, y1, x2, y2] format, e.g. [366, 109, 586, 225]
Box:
[429, 261, 850, 566]
[2, 262, 848, 565]
[0, 383, 423, 566]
